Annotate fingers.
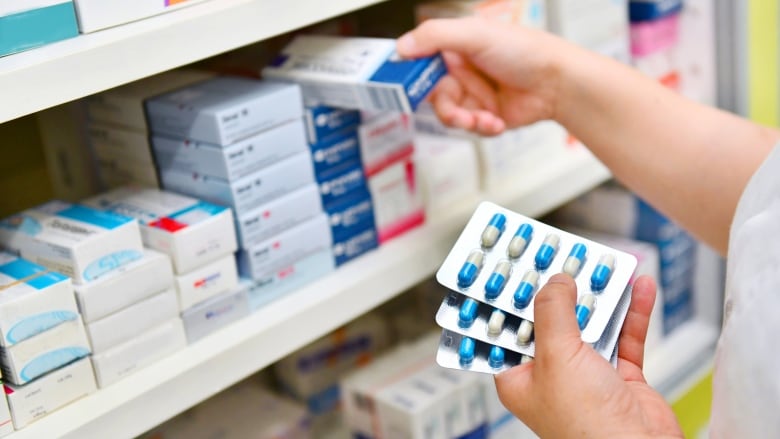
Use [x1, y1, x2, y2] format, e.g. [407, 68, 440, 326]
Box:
[442, 52, 499, 114]
[397, 18, 488, 59]
[616, 276, 657, 381]
[533, 274, 583, 361]
[431, 77, 505, 135]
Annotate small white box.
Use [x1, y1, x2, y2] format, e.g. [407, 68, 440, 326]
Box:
[414, 0, 547, 28]
[84, 187, 237, 274]
[73, 249, 173, 323]
[0, 201, 144, 285]
[546, 0, 630, 62]
[86, 288, 179, 353]
[73, 0, 207, 33]
[88, 123, 156, 165]
[145, 76, 303, 146]
[358, 112, 414, 177]
[237, 214, 332, 280]
[152, 119, 308, 181]
[368, 158, 425, 244]
[0, 253, 77, 347]
[86, 70, 214, 131]
[235, 184, 323, 249]
[0, 318, 91, 385]
[413, 134, 480, 215]
[181, 286, 250, 343]
[95, 155, 160, 188]
[91, 318, 186, 388]
[0, 386, 11, 437]
[175, 255, 239, 311]
[4, 357, 96, 429]
[160, 152, 315, 216]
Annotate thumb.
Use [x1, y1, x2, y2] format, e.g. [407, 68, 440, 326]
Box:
[397, 17, 489, 59]
[533, 273, 583, 362]
[494, 363, 534, 417]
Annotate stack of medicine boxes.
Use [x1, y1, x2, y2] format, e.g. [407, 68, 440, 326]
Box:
[85, 70, 214, 189]
[304, 105, 379, 267]
[144, 76, 333, 310]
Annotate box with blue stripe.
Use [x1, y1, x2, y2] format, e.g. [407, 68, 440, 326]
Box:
[0, 1, 79, 57]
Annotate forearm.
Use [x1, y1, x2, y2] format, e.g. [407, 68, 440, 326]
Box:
[553, 45, 779, 254]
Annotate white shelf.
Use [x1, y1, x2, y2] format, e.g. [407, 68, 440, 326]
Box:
[7, 148, 609, 439]
[0, 0, 386, 125]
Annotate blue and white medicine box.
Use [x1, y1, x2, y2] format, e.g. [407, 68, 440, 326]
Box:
[309, 129, 362, 177]
[305, 105, 361, 145]
[316, 159, 369, 209]
[263, 36, 447, 113]
[333, 227, 378, 267]
[145, 76, 303, 146]
[181, 285, 250, 343]
[0, 253, 77, 348]
[324, 190, 376, 243]
[629, 0, 684, 23]
[0, 1, 78, 58]
[0, 201, 144, 285]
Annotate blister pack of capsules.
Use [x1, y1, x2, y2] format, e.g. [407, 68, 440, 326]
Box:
[434, 202, 637, 374]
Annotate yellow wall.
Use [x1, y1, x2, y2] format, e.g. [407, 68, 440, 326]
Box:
[748, 0, 779, 126]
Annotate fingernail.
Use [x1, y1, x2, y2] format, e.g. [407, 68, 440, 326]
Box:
[397, 33, 417, 55]
[548, 273, 574, 285]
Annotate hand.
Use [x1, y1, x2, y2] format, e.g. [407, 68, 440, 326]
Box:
[397, 17, 573, 135]
[494, 274, 683, 438]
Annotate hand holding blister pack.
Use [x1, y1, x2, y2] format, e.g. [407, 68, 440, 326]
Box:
[434, 202, 637, 374]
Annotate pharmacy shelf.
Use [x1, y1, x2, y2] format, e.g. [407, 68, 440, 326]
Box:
[9, 148, 609, 439]
[0, 0, 386, 125]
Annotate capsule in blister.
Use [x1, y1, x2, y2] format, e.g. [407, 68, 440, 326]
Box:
[485, 260, 512, 300]
[458, 298, 479, 329]
[459, 337, 476, 366]
[520, 355, 534, 365]
[488, 346, 505, 369]
[487, 309, 505, 337]
[534, 234, 560, 270]
[516, 320, 534, 346]
[513, 270, 540, 309]
[591, 254, 616, 291]
[481, 213, 506, 248]
[457, 250, 485, 288]
[562, 243, 588, 277]
[576, 294, 597, 330]
[507, 223, 533, 259]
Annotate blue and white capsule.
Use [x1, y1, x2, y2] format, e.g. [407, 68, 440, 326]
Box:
[488, 346, 505, 369]
[507, 223, 534, 259]
[562, 243, 588, 277]
[513, 270, 540, 309]
[459, 337, 476, 366]
[575, 294, 597, 330]
[485, 260, 512, 300]
[458, 298, 479, 329]
[590, 254, 616, 291]
[481, 213, 507, 248]
[520, 354, 534, 365]
[534, 234, 560, 271]
[516, 320, 534, 346]
[487, 309, 506, 337]
[457, 249, 485, 288]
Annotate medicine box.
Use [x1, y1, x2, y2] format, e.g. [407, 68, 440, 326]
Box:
[160, 151, 315, 216]
[91, 318, 186, 388]
[84, 187, 237, 274]
[72, 0, 207, 33]
[263, 36, 447, 113]
[152, 119, 308, 181]
[358, 112, 415, 177]
[546, 0, 630, 62]
[629, 0, 683, 23]
[73, 249, 173, 323]
[245, 247, 335, 311]
[0, 201, 144, 285]
[237, 214, 332, 281]
[0, 253, 77, 347]
[333, 227, 378, 267]
[175, 255, 239, 311]
[324, 190, 376, 242]
[317, 159, 369, 208]
[95, 155, 160, 188]
[414, 0, 547, 28]
[86, 70, 214, 131]
[4, 357, 96, 429]
[85, 288, 179, 353]
[0, 386, 11, 437]
[414, 134, 480, 215]
[181, 286, 250, 343]
[0, 317, 90, 385]
[309, 129, 362, 177]
[88, 123, 156, 165]
[145, 76, 303, 146]
[305, 105, 361, 145]
[368, 158, 425, 243]
[235, 184, 323, 250]
[0, 1, 78, 58]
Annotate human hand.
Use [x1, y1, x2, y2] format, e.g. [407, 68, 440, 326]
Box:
[494, 274, 683, 438]
[397, 17, 575, 136]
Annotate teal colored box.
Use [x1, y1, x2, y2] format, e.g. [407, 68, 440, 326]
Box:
[0, 2, 79, 57]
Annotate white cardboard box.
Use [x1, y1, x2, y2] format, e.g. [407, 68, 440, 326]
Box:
[175, 255, 239, 311]
[145, 76, 303, 146]
[0, 318, 90, 385]
[181, 286, 250, 343]
[84, 187, 237, 274]
[88, 123, 156, 165]
[0, 253, 77, 347]
[91, 318, 186, 388]
[0, 201, 144, 285]
[414, 0, 547, 28]
[86, 288, 179, 353]
[73, 0, 208, 33]
[95, 155, 160, 188]
[546, 0, 630, 62]
[73, 249, 173, 323]
[4, 357, 97, 429]
[0, 384, 11, 437]
[413, 134, 480, 215]
[358, 112, 414, 177]
[367, 158, 425, 244]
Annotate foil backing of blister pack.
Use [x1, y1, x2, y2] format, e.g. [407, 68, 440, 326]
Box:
[436, 329, 527, 374]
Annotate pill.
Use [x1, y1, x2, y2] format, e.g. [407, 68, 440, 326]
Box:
[459, 337, 476, 366]
[487, 309, 506, 337]
[520, 355, 533, 365]
[488, 346, 505, 369]
[507, 223, 534, 259]
[562, 243, 588, 277]
[575, 294, 597, 330]
[485, 260, 512, 299]
[591, 254, 616, 291]
[481, 213, 506, 248]
[534, 234, 560, 270]
[457, 250, 485, 288]
[458, 298, 479, 328]
[516, 320, 534, 346]
[513, 270, 540, 309]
